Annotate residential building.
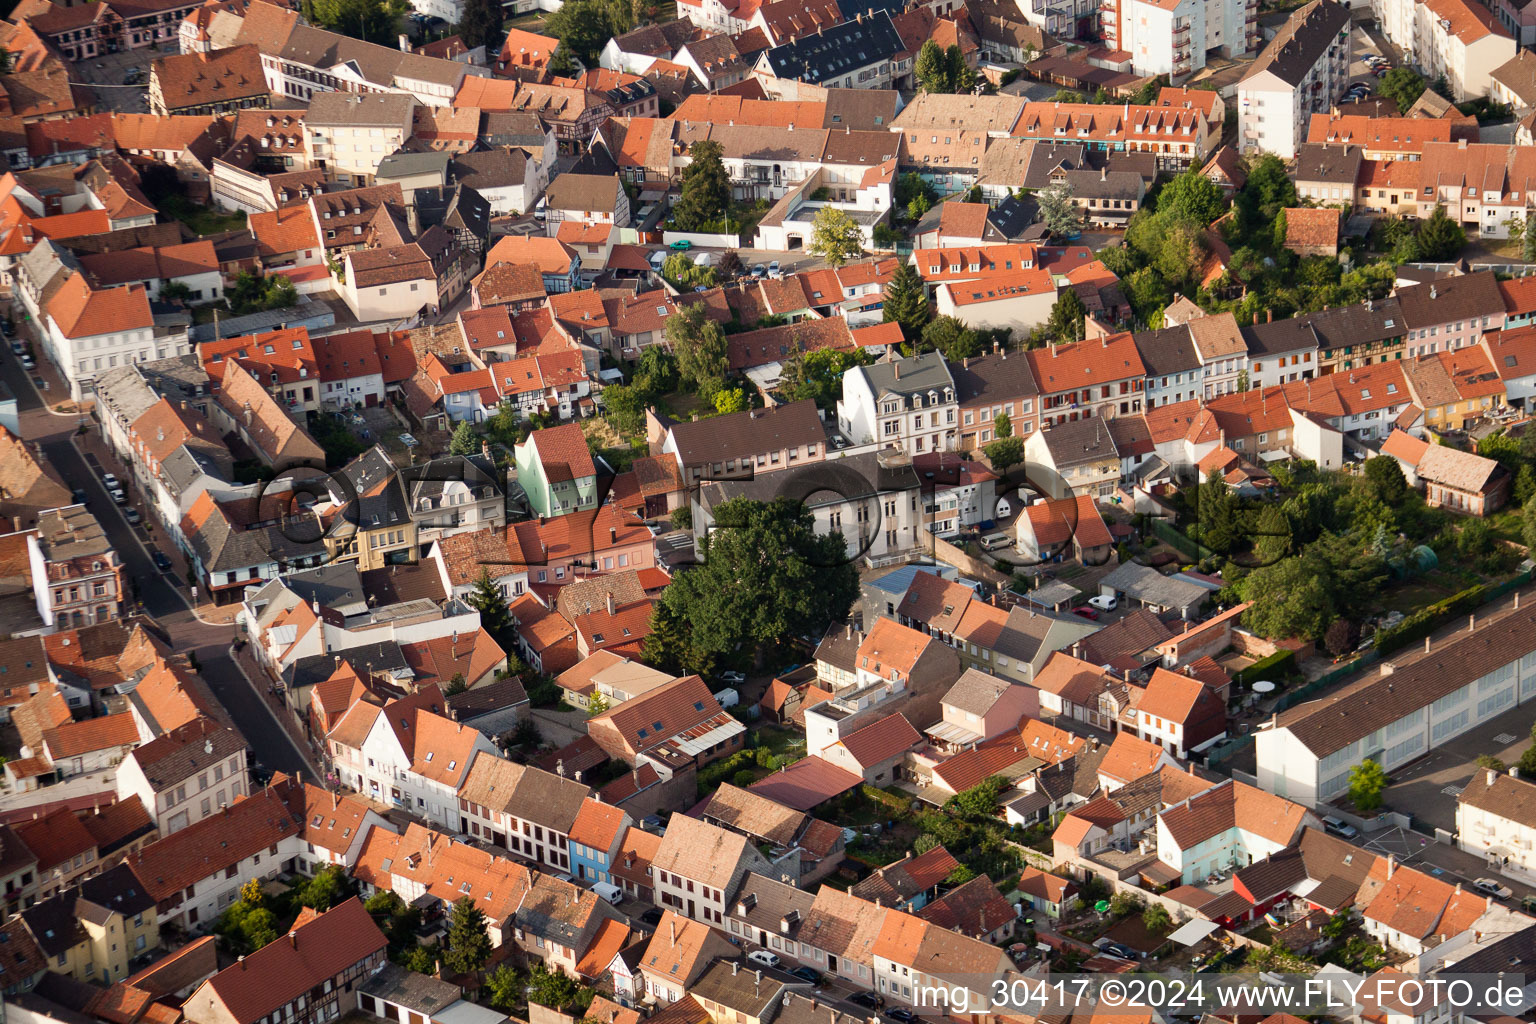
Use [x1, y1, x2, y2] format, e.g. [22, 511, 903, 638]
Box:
[837, 352, 958, 456]
[1457, 767, 1536, 880]
[567, 797, 632, 885]
[114, 716, 249, 836]
[514, 423, 599, 519]
[659, 400, 825, 487]
[923, 670, 1039, 753]
[1255, 585, 1536, 807]
[1026, 333, 1147, 428]
[1155, 779, 1315, 883]
[542, 173, 630, 236]
[1236, 0, 1352, 159]
[754, 12, 906, 91]
[1372, 0, 1515, 99]
[636, 910, 735, 1004]
[952, 348, 1039, 446]
[1024, 416, 1122, 500]
[1104, 0, 1256, 82]
[587, 673, 747, 769]
[1136, 667, 1228, 757]
[19, 864, 157, 986]
[181, 898, 387, 1024]
[1379, 430, 1510, 515]
[457, 756, 589, 872]
[149, 46, 269, 117]
[28, 505, 124, 630]
[652, 815, 777, 926]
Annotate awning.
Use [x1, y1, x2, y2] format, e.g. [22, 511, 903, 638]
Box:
[1259, 449, 1293, 463]
[924, 720, 984, 746]
[1168, 919, 1220, 946]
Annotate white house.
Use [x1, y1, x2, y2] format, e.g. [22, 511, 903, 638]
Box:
[1373, 0, 1515, 99]
[326, 690, 497, 830]
[1457, 768, 1536, 882]
[42, 274, 187, 401]
[115, 716, 250, 835]
[836, 351, 958, 456]
[1236, 0, 1352, 158]
[1154, 778, 1316, 884]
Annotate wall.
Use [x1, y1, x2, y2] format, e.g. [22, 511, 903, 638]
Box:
[930, 534, 1011, 586]
[661, 231, 740, 248]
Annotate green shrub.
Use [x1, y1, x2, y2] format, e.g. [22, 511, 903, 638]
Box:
[1374, 583, 1488, 655]
[1234, 649, 1295, 687]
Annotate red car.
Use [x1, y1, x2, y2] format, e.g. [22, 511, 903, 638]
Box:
[1072, 605, 1100, 620]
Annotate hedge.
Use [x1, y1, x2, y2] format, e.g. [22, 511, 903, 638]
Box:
[1234, 648, 1295, 687]
[1373, 583, 1487, 656]
[860, 785, 909, 812]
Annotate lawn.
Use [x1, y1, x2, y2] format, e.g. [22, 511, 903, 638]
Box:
[161, 195, 247, 236]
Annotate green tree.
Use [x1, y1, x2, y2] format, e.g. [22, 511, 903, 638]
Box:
[1038, 183, 1081, 237]
[586, 692, 609, 716]
[1237, 154, 1300, 230]
[882, 260, 931, 342]
[983, 435, 1024, 473]
[486, 965, 524, 1012]
[456, 0, 503, 50]
[160, 281, 193, 304]
[298, 865, 348, 912]
[994, 411, 1012, 439]
[636, 346, 679, 394]
[449, 421, 478, 456]
[443, 897, 491, 977]
[920, 315, 980, 359]
[1048, 287, 1087, 341]
[1143, 904, 1173, 935]
[1524, 214, 1536, 262]
[1522, 493, 1536, 551]
[1416, 205, 1467, 260]
[1195, 468, 1241, 554]
[642, 599, 715, 676]
[945, 775, 1009, 819]
[1348, 758, 1388, 812]
[1324, 618, 1358, 658]
[527, 962, 584, 1009]
[602, 383, 647, 435]
[1476, 753, 1507, 772]
[1377, 66, 1426, 112]
[309, 0, 408, 44]
[671, 139, 730, 231]
[650, 497, 859, 659]
[1253, 503, 1292, 566]
[713, 387, 749, 414]
[227, 271, 298, 316]
[402, 944, 438, 974]
[1516, 463, 1536, 505]
[914, 40, 951, 93]
[1240, 556, 1338, 642]
[240, 878, 264, 906]
[542, 0, 633, 68]
[809, 207, 864, 267]
[666, 302, 730, 396]
[467, 568, 514, 645]
[1363, 455, 1408, 505]
[1158, 165, 1226, 225]
[778, 346, 872, 409]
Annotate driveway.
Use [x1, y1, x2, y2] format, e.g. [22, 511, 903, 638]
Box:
[1377, 701, 1536, 834]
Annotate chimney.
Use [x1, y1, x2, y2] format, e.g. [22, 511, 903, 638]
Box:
[610, 527, 617, 544]
[238, 956, 246, 969]
[1267, 309, 1273, 323]
[755, 970, 763, 985]
[1380, 662, 1393, 677]
[1387, 854, 1396, 879]
[288, 931, 298, 949]
[606, 592, 616, 616]
[670, 920, 676, 945]
[398, 33, 409, 51]
[1425, 636, 1431, 653]
[894, 361, 901, 380]
[1470, 614, 1476, 631]
[1488, 769, 1497, 787]
[733, 962, 740, 976]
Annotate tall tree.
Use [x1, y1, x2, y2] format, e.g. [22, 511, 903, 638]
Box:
[994, 411, 1012, 438]
[920, 315, 980, 359]
[1377, 66, 1426, 111]
[1048, 287, 1087, 341]
[665, 302, 729, 396]
[671, 139, 730, 231]
[652, 497, 859, 658]
[1158, 165, 1226, 225]
[1038, 183, 1081, 238]
[444, 897, 492, 976]
[914, 40, 949, 92]
[449, 420, 478, 456]
[467, 568, 514, 644]
[882, 260, 931, 342]
[309, 0, 408, 45]
[983, 436, 1024, 473]
[1363, 455, 1407, 505]
[543, 0, 633, 68]
[1348, 759, 1388, 812]
[456, 0, 503, 51]
[809, 207, 864, 267]
[1416, 205, 1467, 261]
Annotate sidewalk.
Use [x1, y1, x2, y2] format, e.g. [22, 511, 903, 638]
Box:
[231, 641, 326, 777]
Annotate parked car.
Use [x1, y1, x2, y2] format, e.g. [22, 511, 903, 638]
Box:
[767, 260, 782, 277]
[789, 966, 822, 984]
[1103, 943, 1138, 960]
[102, 473, 120, 490]
[1088, 594, 1117, 611]
[639, 908, 664, 926]
[849, 993, 882, 1010]
[887, 1010, 917, 1024]
[152, 551, 173, 573]
[9, 341, 22, 355]
[20, 355, 34, 369]
[669, 238, 693, 251]
[123, 507, 141, 525]
[1475, 878, 1514, 900]
[751, 264, 767, 279]
[1321, 814, 1358, 839]
[31, 375, 46, 391]
[746, 950, 782, 970]
[719, 670, 746, 685]
[110, 488, 127, 505]
[1071, 605, 1100, 620]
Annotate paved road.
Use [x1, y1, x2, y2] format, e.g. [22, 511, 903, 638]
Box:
[0, 324, 315, 784]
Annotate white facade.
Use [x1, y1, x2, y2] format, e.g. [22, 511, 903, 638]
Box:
[836, 359, 960, 457]
[1372, 0, 1516, 100]
[41, 309, 189, 403]
[1257, 651, 1535, 808]
[115, 747, 250, 836]
[332, 713, 497, 831]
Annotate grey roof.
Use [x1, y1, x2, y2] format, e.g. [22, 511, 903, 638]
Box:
[688, 958, 789, 1018]
[129, 718, 248, 792]
[451, 148, 530, 190]
[1133, 325, 1200, 377]
[478, 112, 547, 149]
[1060, 169, 1144, 202]
[1394, 271, 1504, 330]
[814, 622, 865, 673]
[1099, 562, 1210, 610]
[377, 150, 452, 183]
[361, 963, 462, 1014]
[667, 400, 824, 468]
[283, 641, 409, 690]
[1239, 0, 1351, 88]
[950, 349, 1038, 406]
[446, 677, 530, 719]
[93, 366, 162, 431]
[856, 350, 955, 400]
[359, 563, 449, 606]
[776, 993, 865, 1024]
[399, 454, 501, 506]
[1020, 142, 1088, 190]
[1294, 143, 1363, 186]
[415, 184, 491, 242]
[159, 444, 234, 497]
[611, 19, 698, 57]
[308, 91, 416, 127]
[987, 194, 1039, 239]
[1241, 316, 1321, 358]
[278, 564, 367, 613]
[1036, 417, 1120, 469]
[942, 669, 1016, 716]
[140, 353, 211, 399]
[1017, 579, 1080, 608]
[700, 448, 920, 509]
[186, 507, 316, 573]
[822, 89, 901, 130]
[762, 10, 904, 82]
[866, 565, 947, 596]
[728, 871, 815, 939]
[188, 299, 335, 343]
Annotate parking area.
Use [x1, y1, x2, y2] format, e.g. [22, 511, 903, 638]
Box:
[1377, 700, 1536, 834]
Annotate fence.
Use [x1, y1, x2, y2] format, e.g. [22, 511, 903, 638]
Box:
[1149, 519, 1213, 562]
[1202, 733, 1254, 767]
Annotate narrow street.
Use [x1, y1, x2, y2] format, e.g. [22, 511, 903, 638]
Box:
[0, 320, 315, 783]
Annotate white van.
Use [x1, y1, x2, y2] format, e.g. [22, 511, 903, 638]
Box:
[982, 532, 1013, 551]
[592, 881, 624, 905]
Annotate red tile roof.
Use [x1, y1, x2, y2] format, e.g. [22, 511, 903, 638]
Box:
[1026, 332, 1146, 392]
[835, 713, 922, 769]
